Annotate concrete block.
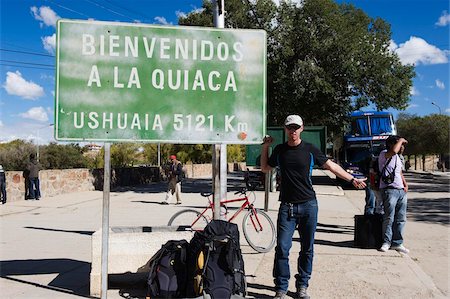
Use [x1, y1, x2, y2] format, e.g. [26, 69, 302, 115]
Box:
[90, 226, 194, 296]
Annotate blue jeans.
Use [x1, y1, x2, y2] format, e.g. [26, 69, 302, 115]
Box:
[364, 186, 376, 215]
[0, 180, 6, 203]
[273, 200, 318, 292]
[29, 178, 41, 199]
[381, 188, 407, 246]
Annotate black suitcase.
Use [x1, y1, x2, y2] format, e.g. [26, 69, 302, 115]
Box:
[354, 214, 383, 249]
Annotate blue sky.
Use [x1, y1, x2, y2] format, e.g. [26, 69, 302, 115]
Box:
[0, 0, 448, 144]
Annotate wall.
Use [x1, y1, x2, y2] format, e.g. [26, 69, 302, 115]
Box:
[3, 163, 247, 202]
[406, 154, 441, 171]
[5, 169, 95, 202]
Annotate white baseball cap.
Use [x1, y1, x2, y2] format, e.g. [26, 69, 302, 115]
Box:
[284, 115, 303, 127]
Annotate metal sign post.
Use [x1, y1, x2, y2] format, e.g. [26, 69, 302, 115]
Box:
[101, 142, 111, 299]
[212, 0, 226, 220]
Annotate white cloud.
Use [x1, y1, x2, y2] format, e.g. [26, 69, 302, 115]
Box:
[19, 107, 49, 122]
[42, 33, 56, 54]
[0, 122, 55, 143]
[407, 103, 419, 109]
[30, 6, 60, 28]
[435, 79, 445, 90]
[445, 108, 450, 113]
[436, 11, 450, 26]
[410, 86, 419, 96]
[154, 16, 171, 25]
[0, 120, 3, 127]
[3, 71, 45, 100]
[391, 36, 448, 65]
[176, 10, 188, 19]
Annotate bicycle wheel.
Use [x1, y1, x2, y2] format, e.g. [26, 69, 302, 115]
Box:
[242, 209, 276, 253]
[168, 209, 209, 231]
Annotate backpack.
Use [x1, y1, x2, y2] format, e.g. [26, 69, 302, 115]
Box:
[147, 240, 189, 298]
[189, 220, 246, 299]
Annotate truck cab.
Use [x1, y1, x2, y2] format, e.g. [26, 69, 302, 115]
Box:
[338, 111, 396, 184]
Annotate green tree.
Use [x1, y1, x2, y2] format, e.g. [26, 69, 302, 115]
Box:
[227, 144, 245, 162]
[40, 143, 88, 169]
[397, 113, 450, 155]
[110, 143, 140, 167]
[179, 0, 414, 135]
[0, 139, 35, 170]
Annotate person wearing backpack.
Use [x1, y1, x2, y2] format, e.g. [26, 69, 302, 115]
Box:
[378, 136, 409, 254]
[261, 115, 367, 299]
[161, 155, 183, 205]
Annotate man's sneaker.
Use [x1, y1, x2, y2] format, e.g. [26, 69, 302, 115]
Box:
[391, 244, 410, 254]
[379, 243, 390, 252]
[175, 202, 182, 205]
[273, 291, 287, 299]
[297, 287, 310, 299]
[160, 201, 169, 205]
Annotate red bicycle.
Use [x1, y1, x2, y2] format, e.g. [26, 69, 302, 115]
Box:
[167, 188, 276, 253]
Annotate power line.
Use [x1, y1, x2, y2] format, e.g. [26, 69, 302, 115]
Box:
[83, 0, 137, 21]
[0, 63, 54, 70]
[103, 0, 153, 22]
[45, 0, 91, 18]
[0, 48, 54, 58]
[0, 60, 54, 67]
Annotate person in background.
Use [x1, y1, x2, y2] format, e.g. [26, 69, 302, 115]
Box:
[0, 165, 6, 204]
[378, 136, 409, 254]
[361, 155, 375, 215]
[161, 155, 183, 205]
[261, 115, 367, 299]
[27, 153, 42, 200]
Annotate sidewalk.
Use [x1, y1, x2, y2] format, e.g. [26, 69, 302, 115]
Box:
[0, 170, 445, 298]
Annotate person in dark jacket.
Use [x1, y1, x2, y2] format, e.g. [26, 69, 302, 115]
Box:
[161, 155, 183, 205]
[0, 165, 6, 204]
[27, 154, 42, 200]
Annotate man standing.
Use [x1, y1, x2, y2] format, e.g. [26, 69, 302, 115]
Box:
[161, 155, 183, 205]
[261, 115, 366, 299]
[378, 136, 409, 254]
[27, 154, 41, 200]
[0, 165, 6, 204]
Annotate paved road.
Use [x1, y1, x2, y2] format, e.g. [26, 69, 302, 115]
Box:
[0, 170, 447, 298]
[344, 170, 449, 297]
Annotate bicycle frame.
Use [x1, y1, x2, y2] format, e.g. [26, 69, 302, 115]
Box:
[196, 193, 264, 232]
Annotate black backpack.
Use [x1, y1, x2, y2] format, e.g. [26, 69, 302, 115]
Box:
[189, 220, 246, 299]
[147, 240, 189, 298]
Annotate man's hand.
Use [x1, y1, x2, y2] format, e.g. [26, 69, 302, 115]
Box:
[351, 177, 367, 189]
[262, 135, 273, 146]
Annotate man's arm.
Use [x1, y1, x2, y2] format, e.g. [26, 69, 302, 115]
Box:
[260, 136, 274, 173]
[322, 159, 367, 189]
[385, 137, 408, 159]
[401, 171, 408, 192]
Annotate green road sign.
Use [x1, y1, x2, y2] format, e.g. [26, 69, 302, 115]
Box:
[55, 19, 266, 144]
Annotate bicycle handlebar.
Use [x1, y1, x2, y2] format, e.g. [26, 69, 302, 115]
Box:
[201, 187, 249, 198]
[234, 188, 248, 196]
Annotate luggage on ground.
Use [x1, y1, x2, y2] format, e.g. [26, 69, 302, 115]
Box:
[189, 220, 246, 299]
[146, 239, 189, 299]
[354, 214, 383, 249]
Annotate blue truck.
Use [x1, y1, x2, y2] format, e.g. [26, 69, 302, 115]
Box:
[337, 111, 396, 184]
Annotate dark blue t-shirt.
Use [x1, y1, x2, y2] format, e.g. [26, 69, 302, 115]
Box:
[268, 141, 328, 203]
